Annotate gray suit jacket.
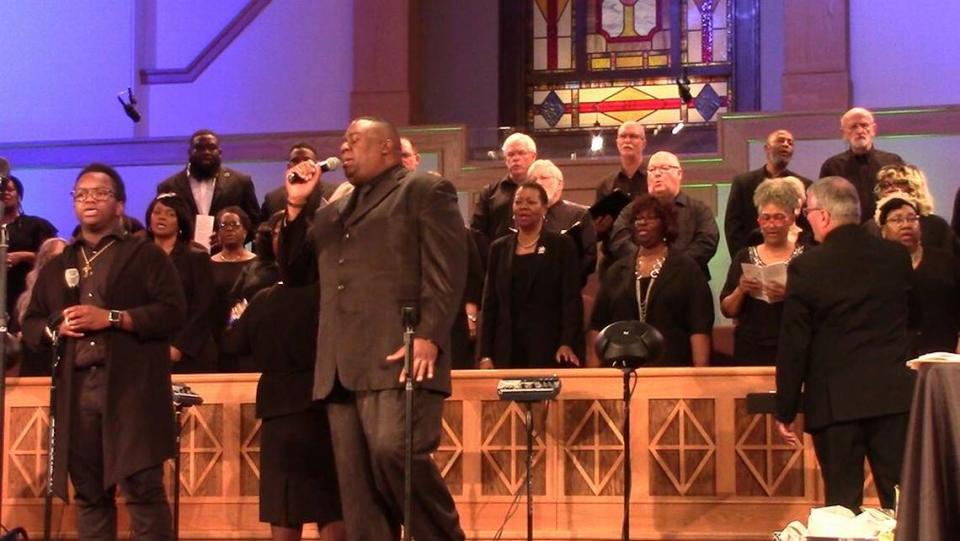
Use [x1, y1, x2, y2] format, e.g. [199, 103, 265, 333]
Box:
[281, 165, 467, 397]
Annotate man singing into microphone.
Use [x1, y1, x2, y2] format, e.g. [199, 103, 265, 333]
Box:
[23, 164, 185, 540]
[279, 117, 467, 540]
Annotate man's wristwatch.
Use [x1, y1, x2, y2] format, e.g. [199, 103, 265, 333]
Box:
[108, 310, 122, 328]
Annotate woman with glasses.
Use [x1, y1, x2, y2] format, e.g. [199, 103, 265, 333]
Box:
[478, 182, 583, 369]
[720, 178, 807, 365]
[876, 194, 960, 354]
[871, 164, 956, 253]
[588, 194, 713, 367]
[210, 206, 257, 371]
[145, 193, 217, 373]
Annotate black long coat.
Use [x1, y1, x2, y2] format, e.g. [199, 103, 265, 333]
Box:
[23, 235, 185, 497]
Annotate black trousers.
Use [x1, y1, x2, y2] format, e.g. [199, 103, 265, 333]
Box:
[70, 367, 173, 541]
[810, 413, 910, 512]
[326, 384, 465, 541]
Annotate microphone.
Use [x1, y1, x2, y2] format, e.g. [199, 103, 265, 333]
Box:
[117, 87, 142, 123]
[65, 268, 80, 288]
[287, 157, 342, 182]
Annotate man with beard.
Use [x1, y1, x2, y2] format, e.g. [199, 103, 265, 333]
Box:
[725, 129, 810, 256]
[819, 108, 904, 223]
[470, 132, 537, 265]
[157, 129, 261, 243]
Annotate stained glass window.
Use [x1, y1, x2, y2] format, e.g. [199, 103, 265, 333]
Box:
[521, 0, 742, 132]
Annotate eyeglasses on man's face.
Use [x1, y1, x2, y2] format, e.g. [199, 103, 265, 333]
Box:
[647, 165, 680, 174]
[71, 188, 115, 202]
[802, 207, 825, 217]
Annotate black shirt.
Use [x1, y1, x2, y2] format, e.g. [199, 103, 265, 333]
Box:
[595, 167, 648, 202]
[470, 175, 519, 265]
[73, 228, 126, 367]
[819, 147, 904, 223]
[914, 247, 960, 355]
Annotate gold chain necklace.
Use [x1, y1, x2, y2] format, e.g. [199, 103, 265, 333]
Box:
[80, 240, 118, 278]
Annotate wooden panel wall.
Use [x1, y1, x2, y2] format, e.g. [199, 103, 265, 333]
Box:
[2, 369, 880, 540]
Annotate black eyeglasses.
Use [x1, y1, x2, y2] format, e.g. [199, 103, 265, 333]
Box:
[71, 188, 116, 202]
[218, 222, 243, 231]
[802, 207, 825, 217]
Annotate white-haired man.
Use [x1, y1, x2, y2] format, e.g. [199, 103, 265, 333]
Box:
[527, 159, 597, 284]
[470, 132, 537, 263]
[819, 107, 904, 222]
[776, 177, 916, 513]
[607, 151, 718, 277]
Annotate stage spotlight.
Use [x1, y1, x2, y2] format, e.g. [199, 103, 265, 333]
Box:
[672, 122, 685, 135]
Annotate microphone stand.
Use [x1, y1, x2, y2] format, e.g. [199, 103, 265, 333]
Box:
[43, 326, 63, 541]
[0, 224, 7, 525]
[618, 365, 637, 541]
[401, 306, 417, 541]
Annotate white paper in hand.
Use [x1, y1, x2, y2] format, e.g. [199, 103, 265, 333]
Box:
[194, 214, 215, 251]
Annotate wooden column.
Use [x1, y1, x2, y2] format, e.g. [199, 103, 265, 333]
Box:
[782, 0, 851, 111]
[350, 0, 412, 125]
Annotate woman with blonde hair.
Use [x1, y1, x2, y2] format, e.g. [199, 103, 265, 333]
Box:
[873, 164, 956, 253]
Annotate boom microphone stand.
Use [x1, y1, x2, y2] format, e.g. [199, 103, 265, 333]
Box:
[43, 322, 64, 541]
[0, 224, 8, 526]
[401, 306, 417, 541]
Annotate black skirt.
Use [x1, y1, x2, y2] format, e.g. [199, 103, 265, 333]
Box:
[259, 406, 341, 526]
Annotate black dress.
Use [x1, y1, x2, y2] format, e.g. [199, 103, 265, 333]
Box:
[590, 247, 714, 366]
[720, 245, 804, 365]
[221, 283, 341, 527]
[6, 214, 57, 331]
[914, 247, 960, 355]
[210, 258, 256, 372]
[169, 242, 217, 373]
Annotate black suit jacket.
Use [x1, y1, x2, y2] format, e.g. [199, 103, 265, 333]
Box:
[545, 199, 598, 285]
[479, 231, 584, 367]
[157, 166, 261, 226]
[23, 235, 185, 496]
[470, 175, 519, 268]
[776, 224, 918, 431]
[819, 148, 903, 223]
[280, 165, 467, 397]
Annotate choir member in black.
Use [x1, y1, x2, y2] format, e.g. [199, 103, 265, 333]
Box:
[450, 230, 483, 369]
[145, 193, 217, 373]
[528, 159, 598, 285]
[868, 164, 957, 254]
[470, 133, 537, 267]
[594, 121, 648, 251]
[877, 195, 960, 354]
[478, 182, 583, 369]
[230, 213, 282, 304]
[588, 194, 714, 367]
[22, 163, 185, 539]
[14, 236, 67, 376]
[260, 143, 329, 219]
[720, 178, 806, 365]
[222, 278, 345, 541]
[209, 206, 256, 371]
[819, 107, 904, 222]
[1, 174, 58, 329]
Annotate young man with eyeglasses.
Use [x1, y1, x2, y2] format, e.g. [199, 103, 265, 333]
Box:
[22, 163, 186, 540]
[606, 151, 719, 278]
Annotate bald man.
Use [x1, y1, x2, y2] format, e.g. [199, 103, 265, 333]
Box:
[607, 151, 719, 277]
[725, 129, 810, 256]
[819, 107, 904, 222]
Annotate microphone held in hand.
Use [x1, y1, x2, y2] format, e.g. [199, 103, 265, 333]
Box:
[287, 157, 342, 183]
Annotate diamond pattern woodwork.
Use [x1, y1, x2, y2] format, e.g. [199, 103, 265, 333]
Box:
[562, 400, 624, 496]
[649, 398, 716, 496]
[7, 406, 49, 498]
[435, 400, 464, 495]
[172, 403, 223, 497]
[480, 401, 547, 495]
[734, 399, 804, 496]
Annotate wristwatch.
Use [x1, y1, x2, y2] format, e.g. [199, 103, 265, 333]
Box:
[108, 310, 122, 328]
